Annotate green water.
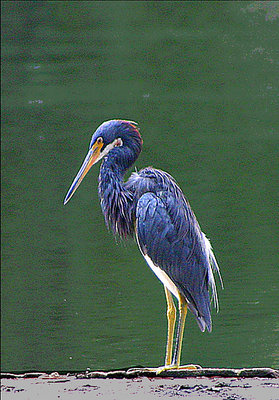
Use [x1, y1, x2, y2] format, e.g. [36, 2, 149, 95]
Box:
[2, 1, 278, 372]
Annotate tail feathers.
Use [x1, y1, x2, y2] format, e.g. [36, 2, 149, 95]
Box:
[209, 246, 223, 289]
[187, 299, 212, 333]
[178, 282, 212, 332]
[202, 233, 223, 313]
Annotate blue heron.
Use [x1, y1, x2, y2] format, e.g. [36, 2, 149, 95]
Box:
[64, 119, 222, 371]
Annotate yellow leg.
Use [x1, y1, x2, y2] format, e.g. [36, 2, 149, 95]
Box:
[172, 293, 187, 367]
[155, 288, 201, 375]
[164, 286, 176, 366]
[142, 290, 201, 374]
[170, 293, 201, 371]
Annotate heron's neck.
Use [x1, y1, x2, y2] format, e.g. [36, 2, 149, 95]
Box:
[98, 157, 135, 238]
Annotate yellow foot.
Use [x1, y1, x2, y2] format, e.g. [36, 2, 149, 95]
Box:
[144, 364, 202, 375]
[176, 364, 202, 370]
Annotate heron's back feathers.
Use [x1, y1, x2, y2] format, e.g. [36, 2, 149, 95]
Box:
[129, 167, 221, 332]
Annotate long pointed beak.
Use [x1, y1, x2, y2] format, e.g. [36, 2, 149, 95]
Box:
[63, 141, 102, 205]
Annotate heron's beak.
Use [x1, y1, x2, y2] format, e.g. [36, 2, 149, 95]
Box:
[63, 140, 103, 205]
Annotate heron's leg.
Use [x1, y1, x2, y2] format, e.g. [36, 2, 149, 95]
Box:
[171, 293, 187, 366]
[169, 293, 201, 371]
[138, 291, 200, 375]
[150, 293, 200, 374]
[164, 286, 176, 366]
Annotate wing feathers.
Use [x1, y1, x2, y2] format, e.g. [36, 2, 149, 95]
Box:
[136, 190, 220, 332]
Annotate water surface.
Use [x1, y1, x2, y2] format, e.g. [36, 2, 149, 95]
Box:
[2, 1, 279, 371]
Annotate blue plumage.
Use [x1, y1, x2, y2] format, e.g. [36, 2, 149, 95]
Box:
[132, 170, 212, 332]
[64, 119, 222, 367]
[95, 123, 219, 332]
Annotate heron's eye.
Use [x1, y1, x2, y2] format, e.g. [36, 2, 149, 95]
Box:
[97, 137, 103, 145]
[115, 138, 123, 147]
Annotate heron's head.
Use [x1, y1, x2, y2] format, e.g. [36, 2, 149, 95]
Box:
[64, 119, 142, 205]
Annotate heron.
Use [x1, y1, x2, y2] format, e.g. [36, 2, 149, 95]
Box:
[64, 119, 222, 372]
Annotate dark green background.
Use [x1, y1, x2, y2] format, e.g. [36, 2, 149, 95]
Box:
[2, 1, 278, 372]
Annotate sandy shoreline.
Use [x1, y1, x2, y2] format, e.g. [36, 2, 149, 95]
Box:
[1, 369, 279, 399]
